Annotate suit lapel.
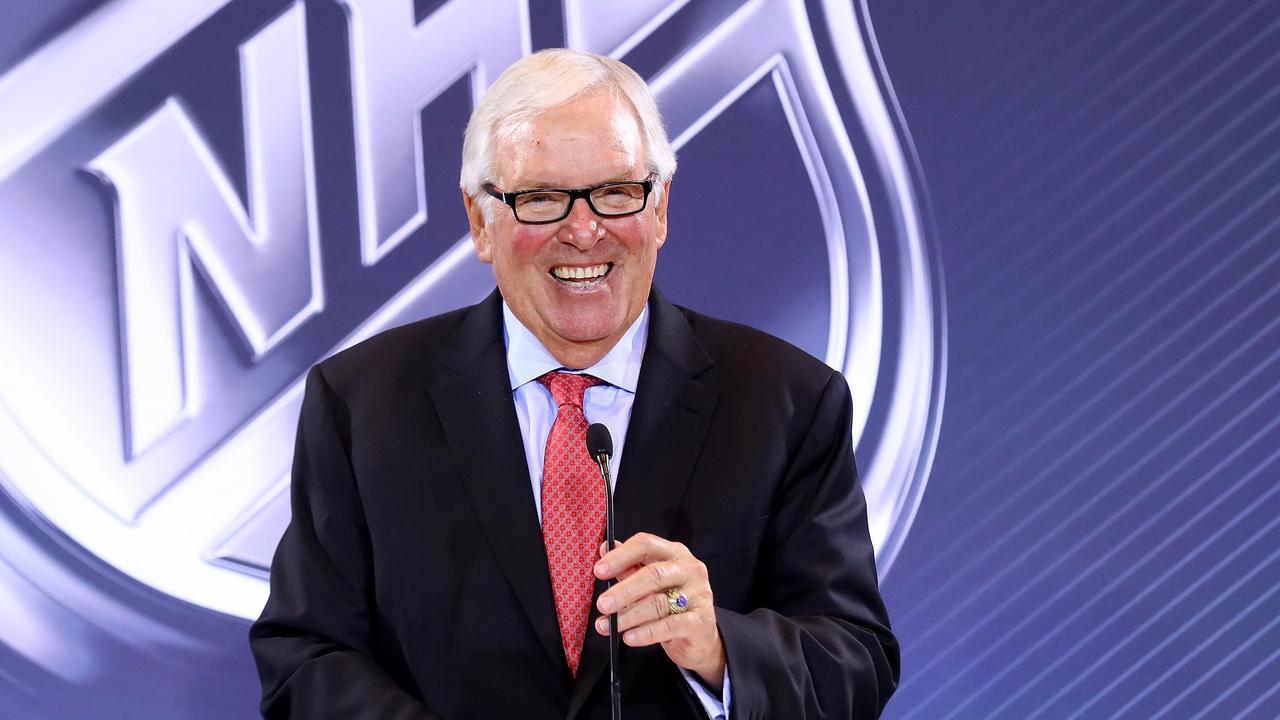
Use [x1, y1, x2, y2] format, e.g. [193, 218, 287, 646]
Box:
[430, 292, 567, 680]
[567, 291, 719, 719]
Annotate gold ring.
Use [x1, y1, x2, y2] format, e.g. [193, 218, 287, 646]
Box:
[666, 588, 689, 615]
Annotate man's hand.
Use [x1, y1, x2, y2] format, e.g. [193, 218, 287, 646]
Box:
[592, 532, 726, 692]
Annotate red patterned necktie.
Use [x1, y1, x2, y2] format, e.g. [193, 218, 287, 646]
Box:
[537, 371, 606, 677]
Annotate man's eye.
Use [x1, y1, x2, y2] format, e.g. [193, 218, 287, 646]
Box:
[523, 193, 556, 205]
[604, 186, 643, 199]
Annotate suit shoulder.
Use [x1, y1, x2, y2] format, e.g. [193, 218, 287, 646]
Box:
[313, 304, 473, 394]
[677, 305, 840, 394]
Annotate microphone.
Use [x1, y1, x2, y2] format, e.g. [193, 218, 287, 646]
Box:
[586, 423, 613, 469]
[585, 423, 621, 720]
[585, 422, 614, 556]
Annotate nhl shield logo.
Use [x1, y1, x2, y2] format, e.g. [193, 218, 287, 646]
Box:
[0, 0, 941, 659]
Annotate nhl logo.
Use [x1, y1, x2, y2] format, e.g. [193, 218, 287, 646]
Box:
[0, 0, 941, 660]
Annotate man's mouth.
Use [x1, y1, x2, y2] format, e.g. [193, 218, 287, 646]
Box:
[550, 262, 613, 286]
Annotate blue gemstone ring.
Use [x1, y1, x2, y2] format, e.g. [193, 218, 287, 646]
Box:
[666, 588, 690, 615]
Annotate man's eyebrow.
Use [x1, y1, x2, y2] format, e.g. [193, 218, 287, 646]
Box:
[510, 173, 638, 190]
[509, 179, 556, 189]
[600, 171, 645, 184]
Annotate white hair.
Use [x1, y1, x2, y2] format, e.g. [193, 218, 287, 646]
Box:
[460, 49, 676, 208]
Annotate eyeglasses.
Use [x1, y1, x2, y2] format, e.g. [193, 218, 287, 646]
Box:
[482, 173, 657, 224]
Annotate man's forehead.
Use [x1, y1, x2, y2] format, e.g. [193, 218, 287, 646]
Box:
[501, 142, 645, 188]
[494, 93, 645, 187]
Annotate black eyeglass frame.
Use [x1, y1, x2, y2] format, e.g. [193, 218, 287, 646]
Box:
[482, 173, 658, 225]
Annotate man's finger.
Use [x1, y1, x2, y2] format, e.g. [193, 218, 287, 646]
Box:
[596, 544, 640, 587]
[621, 611, 708, 647]
[594, 532, 687, 580]
[597, 559, 692, 614]
[599, 591, 671, 635]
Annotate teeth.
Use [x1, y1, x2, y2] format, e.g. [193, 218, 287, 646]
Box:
[552, 263, 609, 280]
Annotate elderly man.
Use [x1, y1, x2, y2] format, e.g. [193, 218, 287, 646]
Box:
[250, 49, 898, 719]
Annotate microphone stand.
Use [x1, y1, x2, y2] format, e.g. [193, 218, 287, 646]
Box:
[592, 450, 621, 720]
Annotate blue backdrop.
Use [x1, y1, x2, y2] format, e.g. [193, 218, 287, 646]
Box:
[874, 1, 1280, 718]
[0, 1, 1275, 718]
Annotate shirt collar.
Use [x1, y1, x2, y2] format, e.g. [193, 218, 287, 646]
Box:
[502, 300, 648, 393]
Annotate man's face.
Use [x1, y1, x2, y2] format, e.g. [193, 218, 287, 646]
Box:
[465, 91, 669, 366]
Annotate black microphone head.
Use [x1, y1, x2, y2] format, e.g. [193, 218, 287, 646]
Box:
[586, 423, 613, 459]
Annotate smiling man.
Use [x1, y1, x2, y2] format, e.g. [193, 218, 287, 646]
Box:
[251, 49, 898, 720]
[464, 79, 665, 371]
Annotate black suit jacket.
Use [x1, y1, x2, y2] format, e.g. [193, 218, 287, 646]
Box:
[250, 289, 899, 719]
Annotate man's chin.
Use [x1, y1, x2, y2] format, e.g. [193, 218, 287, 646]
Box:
[547, 322, 619, 347]
[542, 308, 632, 349]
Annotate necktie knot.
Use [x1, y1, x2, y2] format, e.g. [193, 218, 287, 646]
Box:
[537, 371, 602, 409]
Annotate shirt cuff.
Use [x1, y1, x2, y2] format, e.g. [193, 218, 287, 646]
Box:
[679, 666, 730, 720]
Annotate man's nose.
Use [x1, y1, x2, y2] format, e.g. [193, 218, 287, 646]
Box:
[557, 197, 605, 249]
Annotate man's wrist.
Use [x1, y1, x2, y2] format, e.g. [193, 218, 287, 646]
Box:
[690, 636, 727, 694]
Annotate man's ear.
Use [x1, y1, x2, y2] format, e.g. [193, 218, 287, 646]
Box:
[653, 179, 672, 248]
[463, 190, 493, 263]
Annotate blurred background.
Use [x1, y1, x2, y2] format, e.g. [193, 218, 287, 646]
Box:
[873, 2, 1280, 718]
[0, 0, 1276, 717]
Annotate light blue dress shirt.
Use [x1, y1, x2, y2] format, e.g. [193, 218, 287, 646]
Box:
[502, 301, 730, 720]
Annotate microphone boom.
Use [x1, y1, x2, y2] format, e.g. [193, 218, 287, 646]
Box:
[585, 423, 621, 720]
